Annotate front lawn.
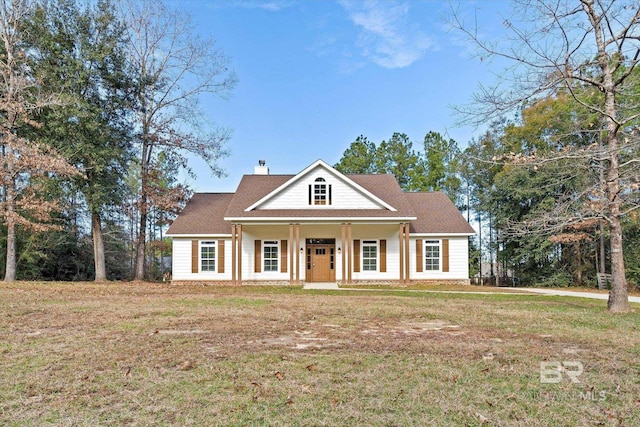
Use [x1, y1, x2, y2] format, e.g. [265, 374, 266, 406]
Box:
[0, 282, 637, 425]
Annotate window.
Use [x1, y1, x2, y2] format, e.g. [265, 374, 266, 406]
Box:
[425, 240, 440, 271]
[314, 178, 327, 205]
[330, 247, 334, 270]
[201, 241, 216, 272]
[362, 240, 378, 271]
[309, 177, 332, 205]
[263, 240, 278, 272]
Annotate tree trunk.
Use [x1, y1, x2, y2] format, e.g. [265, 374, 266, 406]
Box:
[489, 213, 494, 284]
[134, 162, 148, 281]
[574, 241, 582, 287]
[599, 154, 606, 275]
[603, 90, 629, 311]
[4, 217, 16, 282]
[602, 108, 629, 311]
[3, 178, 16, 282]
[607, 212, 629, 312]
[92, 211, 107, 281]
[478, 214, 482, 284]
[134, 130, 150, 282]
[134, 201, 147, 281]
[592, 8, 631, 311]
[599, 221, 606, 274]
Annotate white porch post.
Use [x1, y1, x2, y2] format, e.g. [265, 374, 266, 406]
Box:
[295, 224, 301, 284]
[237, 224, 242, 284]
[347, 223, 352, 284]
[341, 223, 346, 284]
[399, 223, 404, 284]
[404, 223, 410, 285]
[231, 224, 237, 285]
[289, 224, 294, 285]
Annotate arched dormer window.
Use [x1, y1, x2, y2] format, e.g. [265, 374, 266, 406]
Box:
[308, 177, 332, 205]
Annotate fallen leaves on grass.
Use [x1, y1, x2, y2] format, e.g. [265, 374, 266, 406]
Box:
[1, 281, 638, 427]
[177, 361, 196, 371]
[475, 412, 491, 424]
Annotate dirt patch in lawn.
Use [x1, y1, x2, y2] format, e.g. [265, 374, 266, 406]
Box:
[1, 281, 638, 426]
[246, 320, 463, 351]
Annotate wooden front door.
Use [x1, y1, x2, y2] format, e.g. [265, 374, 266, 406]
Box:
[307, 244, 335, 282]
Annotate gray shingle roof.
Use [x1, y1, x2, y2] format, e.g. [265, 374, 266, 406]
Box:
[167, 172, 474, 235]
[222, 173, 417, 219]
[404, 192, 475, 234]
[167, 193, 234, 235]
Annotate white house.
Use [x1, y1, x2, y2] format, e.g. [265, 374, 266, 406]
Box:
[167, 159, 474, 285]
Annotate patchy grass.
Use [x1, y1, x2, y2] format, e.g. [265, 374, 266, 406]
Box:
[338, 282, 533, 292]
[339, 282, 640, 298]
[340, 282, 640, 296]
[0, 281, 638, 426]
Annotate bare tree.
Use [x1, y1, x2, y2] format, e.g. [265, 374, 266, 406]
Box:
[0, 0, 79, 282]
[453, 0, 640, 312]
[118, 0, 237, 281]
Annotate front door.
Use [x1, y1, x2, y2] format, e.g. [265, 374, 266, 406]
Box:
[306, 239, 335, 282]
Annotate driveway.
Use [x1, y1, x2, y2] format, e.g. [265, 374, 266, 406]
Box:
[304, 282, 640, 304]
[502, 287, 640, 304]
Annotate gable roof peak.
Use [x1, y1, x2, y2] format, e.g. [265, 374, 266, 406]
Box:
[243, 159, 397, 212]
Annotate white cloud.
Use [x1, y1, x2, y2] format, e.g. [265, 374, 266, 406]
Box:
[340, 0, 434, 69]
[225, 0, 293, 12]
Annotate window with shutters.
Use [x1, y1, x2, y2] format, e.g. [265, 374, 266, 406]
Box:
[314, 178, 327, 205]
[310, 177, 332, 205]
[362, 240, 378, 271]
[424, 240, 440, 271]
[200, 241, 216, 272]
[263, 240, 278, 272]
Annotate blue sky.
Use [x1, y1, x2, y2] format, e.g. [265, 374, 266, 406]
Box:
[172, 0, 511, 193]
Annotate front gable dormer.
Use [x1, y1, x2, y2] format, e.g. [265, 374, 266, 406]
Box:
[244, 160, 397, 212]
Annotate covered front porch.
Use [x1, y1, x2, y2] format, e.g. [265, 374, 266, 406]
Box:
[228, 221, 412, 286]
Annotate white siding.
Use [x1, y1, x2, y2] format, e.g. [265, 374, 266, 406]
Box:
[410, 236, 469, 281]
[172, 230, 470, 283]
[257, 167, 384, 210]
[241, 225, 292, 282]
[350, 224, 400, 282]
[172, 238, 232, 281]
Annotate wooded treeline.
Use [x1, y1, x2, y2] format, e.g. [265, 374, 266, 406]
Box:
[2, 0, 638, 313]
[334, 0, 640, 314]
[454, 0, 639, 312]
[336, 93, 640, 292]
[0, 0, 236, 282]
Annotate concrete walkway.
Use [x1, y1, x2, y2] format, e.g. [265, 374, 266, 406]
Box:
[502, 287, 640, 303]
[303, 282, 340, 290]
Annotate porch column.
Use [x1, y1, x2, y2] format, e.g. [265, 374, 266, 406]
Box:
[295, 223, 301, 284]
[404, 223, 411, 285]
[289, 224, 294, 285]
[347, 223, 352, 284]
[341, 223, 346, 284]
[398, 223, 404, 284]
[231, 224, 237, 285]
[237, 224, 242, 284]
